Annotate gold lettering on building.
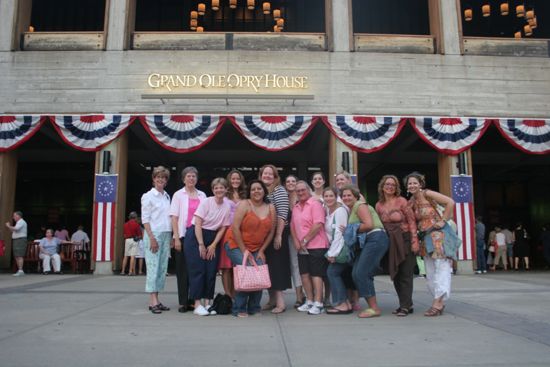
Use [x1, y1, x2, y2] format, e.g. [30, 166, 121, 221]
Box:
[147, 73, 309, 93]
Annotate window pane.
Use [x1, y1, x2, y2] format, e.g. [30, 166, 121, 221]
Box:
[352, 0, 430, 35]
[30, 0, 106, 31]
[135, 0, 325, 32]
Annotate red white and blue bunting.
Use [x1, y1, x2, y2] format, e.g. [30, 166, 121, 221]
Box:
[1, 114, 550, 155]
[51, 115, 136, 151]
[140, 115, 224, 153]
[229, 115, 317, 151]
[0, 115, 46, 152]
[494, 118, 550, 155]
[322, 116, 406, 153]
[410, 117, 491, 155]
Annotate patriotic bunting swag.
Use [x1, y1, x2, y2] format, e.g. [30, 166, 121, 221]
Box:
[230, 115, 316, 151]
[51, 115, 135, 151]
[410, 117, 491, 155]
[0, 115, 46, 152]
[451, 175, 475, 261]
[494, 119, 550, 155]
[140, 115, 224, 153]
[322, 116, 405, 153]
[93, 175, 117, 262]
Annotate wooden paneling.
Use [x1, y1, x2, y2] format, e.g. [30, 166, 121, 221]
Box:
[22, 32, 105, 51]
[464, 37, 550, 58]
[132, 32, 326, 51]
[354, 34, 435, 54]
[133, 32, 225, 50]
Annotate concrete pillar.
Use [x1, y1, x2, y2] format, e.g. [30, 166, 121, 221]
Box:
[328, 135, 358, 186]
[92, 133, 128, 274]
[438, 150, 474, 274]
[436, 0, 462, 55]
[0, 0, 18, 50]
[0, 151, 18, 269]
[105, 0, 135, 50]
[327, 0, 352, 52]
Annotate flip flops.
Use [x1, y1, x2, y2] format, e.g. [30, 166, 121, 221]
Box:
[358, 308, 381, 318]
[326, 307, 353, 315]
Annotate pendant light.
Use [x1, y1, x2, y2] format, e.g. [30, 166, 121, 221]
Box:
[482, 4, 490, 17]
[263, 2, 271, 15]
[190, 19, 198, 30]
[198, 3, 205, 15]
[230, 0, 237, 9]
[197, 27, 204, 32]
[514, 31, 522, 38]
[516, 5, 525, 17]
[464, 8, 473, 21]
[500, 2, 509, 16]
[524, 24, 532, 36]
[247, 0, 255, 10]
[212, 0, 219, 11]
[273, 9, 281, 20]
[190, 11, 198, 20]
[526, 10, 535, 20]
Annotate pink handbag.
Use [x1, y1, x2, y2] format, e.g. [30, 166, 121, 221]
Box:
[233, 250, 271, 292]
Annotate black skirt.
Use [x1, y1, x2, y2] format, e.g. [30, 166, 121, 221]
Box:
[265, 225, 292, 291]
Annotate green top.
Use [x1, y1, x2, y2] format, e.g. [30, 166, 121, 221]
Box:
[348, 201, 384, 230]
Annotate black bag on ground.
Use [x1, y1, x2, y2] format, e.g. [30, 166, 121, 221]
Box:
[209, 293, 232, 315]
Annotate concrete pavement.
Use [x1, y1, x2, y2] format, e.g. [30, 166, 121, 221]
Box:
[1, 271, 550, 367]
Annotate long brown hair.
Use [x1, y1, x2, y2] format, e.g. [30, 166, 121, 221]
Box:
[377, 175, 402, 203]
[226, 169, 247, 200]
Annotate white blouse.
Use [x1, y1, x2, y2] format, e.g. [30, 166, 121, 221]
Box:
[141, 187, 171, 232]
[325, 206, 348, 257]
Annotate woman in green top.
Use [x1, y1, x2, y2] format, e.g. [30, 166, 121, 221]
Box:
[341, 185, 389, 318]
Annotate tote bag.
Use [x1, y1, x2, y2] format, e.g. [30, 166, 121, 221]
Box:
[233, 250, 271, 292]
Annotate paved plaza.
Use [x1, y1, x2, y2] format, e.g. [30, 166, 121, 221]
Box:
[1, 271, 550, 367]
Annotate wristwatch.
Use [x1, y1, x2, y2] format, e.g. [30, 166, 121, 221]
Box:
[301, 238, 308, 246]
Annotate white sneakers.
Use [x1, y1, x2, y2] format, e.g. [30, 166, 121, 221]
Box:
[13, 270, 25, 277]
[308, 302, 324, 315]
[297, 301, 324, 315]
[193, 304, 217, 316]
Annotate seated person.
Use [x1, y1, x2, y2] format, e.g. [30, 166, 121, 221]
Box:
[39, 228, 73, 274]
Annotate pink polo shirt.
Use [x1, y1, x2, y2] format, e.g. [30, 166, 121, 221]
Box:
[291, 197, 328, 249]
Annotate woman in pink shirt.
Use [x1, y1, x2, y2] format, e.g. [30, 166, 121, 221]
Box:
[184, 178, 232, 316]
[169, 166, 207, 313]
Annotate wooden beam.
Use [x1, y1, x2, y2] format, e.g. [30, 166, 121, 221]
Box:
[23, 32, 105, 51]
[0, 151, 18, 269]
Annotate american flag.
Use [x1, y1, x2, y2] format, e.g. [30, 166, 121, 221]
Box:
[451, 175, 475, 260]
[93, 175, 117, 262]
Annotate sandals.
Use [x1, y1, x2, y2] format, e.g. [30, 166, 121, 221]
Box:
[271, 306, 286, 314]
[261, 303, 275, 311]
[392, 307, 414, 317]
[149, 304, 162, 314]
[326, 307, 353, 315]
[424, 306, 444, 317]
[358, 308, 381, 318]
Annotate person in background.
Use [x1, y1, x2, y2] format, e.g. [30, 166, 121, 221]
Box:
[501, 225, 514, 271]
[259, 164, 291, 314]
[141, 166, 172, 314]
[291, 181, 329, 315]
[492, 226, 507, 271]
[513, 222, 530, 271]
[170, 166, 207, 313]
[406, 172, 455, 317]
[5, 211, 28, 276]
[474, 216, 487, 274]
[39, 228, 73, 274]
[70, 225, 90, 250]
[121, 212, 142, 276]
[185, 178, 231, 316]
[375, 175, 418, 317]
[285, 174, 305, 308]
[219, 169, 247, 299]
[224, 179, 276, 317]
[54, 226, 69, 241]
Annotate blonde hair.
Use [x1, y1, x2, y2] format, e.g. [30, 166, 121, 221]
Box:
[258, 164, 281, 191]
[211, 177, 228, 189]
[377, 175, 401, 203]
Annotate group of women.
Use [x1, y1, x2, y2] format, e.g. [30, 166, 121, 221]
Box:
[140, 165, 455, 318]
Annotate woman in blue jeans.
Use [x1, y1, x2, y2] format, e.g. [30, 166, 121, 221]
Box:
[341, 185, 389, 318]
[224, 180, 276, 317]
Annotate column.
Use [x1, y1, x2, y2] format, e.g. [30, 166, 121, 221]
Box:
[438, 150, 474, 274]
[92, 134, 128, 274]
[328, 135, 358, 186]
[433, 0, 462, 55]
[105, 0, 135, 50]
[0, 151, 18, 269]
[0, 0, 18, 50]
[327, 0, 353, 52]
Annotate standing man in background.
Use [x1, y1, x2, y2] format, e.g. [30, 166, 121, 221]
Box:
[5, 211, 28, 276]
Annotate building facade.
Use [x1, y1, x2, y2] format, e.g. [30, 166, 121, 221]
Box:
[1, 0, 549, 272]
